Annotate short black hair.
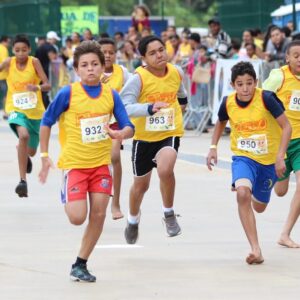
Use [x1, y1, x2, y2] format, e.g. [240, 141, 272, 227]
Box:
[114, 31, 124, 38]
[13, 34, 30, 47]
[286, 40, 300, 54]
[188, 32, 201, 44]
[98, 37, 116, 49]
[0, 35, 10, 43]
[231, 61, 256, 83]
[138, 35, 164, 56]
[73, 40, 105, 68]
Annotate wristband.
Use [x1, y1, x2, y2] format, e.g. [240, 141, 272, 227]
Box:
[210, 145, 217, 149]
[40, 152, 49, 158]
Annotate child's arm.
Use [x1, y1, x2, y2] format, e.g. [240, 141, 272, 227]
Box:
[275, 114, 291, 178]
[0, 57, 11, 72]
[29, 57, 51, 92]
[206, 120, 227, 170]
[39, 125, 55, 184]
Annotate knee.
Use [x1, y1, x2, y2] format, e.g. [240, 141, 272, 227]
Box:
[158, 168, 174, 180]
[236, 187, 251, 205]
[252, 202, 267, 213]
[275, 189, 287, 197]
[89, 211, 106, 223]
[68, 214, 86, 225]
[133, 182, 150, 195]
[18, 132, 29, 143]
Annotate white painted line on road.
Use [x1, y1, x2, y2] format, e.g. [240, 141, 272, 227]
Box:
[95, 244, 144, 249]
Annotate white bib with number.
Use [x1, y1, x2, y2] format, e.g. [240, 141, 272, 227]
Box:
[145, 108, 175, 131]
[80, 115, 109, 144]
[237, 134, 268, 155]
[13, 92, 37, 110]
[289, 90, 300, 111]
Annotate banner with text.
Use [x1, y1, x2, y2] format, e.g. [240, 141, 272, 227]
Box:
[61, 6, 99, 37]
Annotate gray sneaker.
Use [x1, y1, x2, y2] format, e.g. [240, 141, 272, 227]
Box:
[163, 211, 181, 237]
[124, 222, 139, 244]
[70, 264, 96, 282]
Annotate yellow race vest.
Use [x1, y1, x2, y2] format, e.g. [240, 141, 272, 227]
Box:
[0, 44, 9, 80]
[132, 63, 183, 142]
[276, 65, 300, 140]
[57, 82, 114, 169]
[227, 88, 281, 165]
[6, 56, 44, 119]
[101, 64, 123, 92]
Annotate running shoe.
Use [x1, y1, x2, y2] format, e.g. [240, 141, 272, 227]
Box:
[15, 180, 28, 198]
[163, 211, 181, 237]
[124, 222, 139, 244]
[70, 264, 96, 282]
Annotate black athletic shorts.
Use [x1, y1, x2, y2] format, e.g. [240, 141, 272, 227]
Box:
[131, 136, 180, 176]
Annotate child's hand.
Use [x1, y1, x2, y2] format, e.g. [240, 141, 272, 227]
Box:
[105, 125, 123, 140]
[39, 157, 55, 184]
[275, 157, 286, 179]
[206, 149, 217, 171]
[27, 84, 39, 92]
[152, 102, 169, 113]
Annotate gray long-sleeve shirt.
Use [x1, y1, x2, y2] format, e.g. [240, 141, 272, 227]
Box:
[120, 65, 187, 117]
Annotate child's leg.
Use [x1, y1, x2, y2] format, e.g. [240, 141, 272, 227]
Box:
[278, 171, 300, 248]
[111, 139, 123, 220]
[16, 125, 30, 181]
[78, 192, 109, 259]
[236, 182, 264, 264]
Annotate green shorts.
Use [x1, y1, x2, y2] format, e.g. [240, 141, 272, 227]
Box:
[8, 111, 41, 149]
[279, 138, 300, 181]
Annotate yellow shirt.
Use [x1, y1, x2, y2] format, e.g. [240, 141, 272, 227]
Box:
[101, 64, 124, 92]
[58, 82, 114, 169]
[178, 43, 191, 57]
[274, 65, 300, 140]
[227, 88, 282, 165]
[132, 63, 183, 142]
[166, 40, 174, 59]
[0, 44, 9, 80]
[6, 56, 44, 119]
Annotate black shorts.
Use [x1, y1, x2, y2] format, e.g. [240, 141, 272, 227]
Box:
[131, 136, 180, 176]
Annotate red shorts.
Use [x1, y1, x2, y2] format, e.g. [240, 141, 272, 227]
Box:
[61, 165, 112, 204]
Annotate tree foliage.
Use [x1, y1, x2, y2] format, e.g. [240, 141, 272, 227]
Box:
[60, 0, 217, 27]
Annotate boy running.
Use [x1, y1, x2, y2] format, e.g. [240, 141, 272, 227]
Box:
[98, 38, 131, 220]
[263, 40, 300, 248]
[120, 35, 188, 244]
[0, 34, 50, 197]
[207, 61, 291, 264]
[39, 41, 134, 282]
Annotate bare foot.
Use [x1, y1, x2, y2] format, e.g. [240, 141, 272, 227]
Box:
[112, 207, 124, 220]
[246, 251, 264, 265]
[278, 236, 300, 248]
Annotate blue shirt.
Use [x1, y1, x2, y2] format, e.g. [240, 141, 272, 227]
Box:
[41, 83, 134, 130]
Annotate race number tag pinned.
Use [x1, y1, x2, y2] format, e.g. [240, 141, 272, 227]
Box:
[237, 134, 268, 155]
[13, 92, 37, 110]
[145, 108, 175, 131]
[289, 90, 300, 111]
[80, 115, 110, 143]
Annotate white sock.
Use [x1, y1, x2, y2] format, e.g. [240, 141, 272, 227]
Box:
[128, 212, 140, 224]
[162, 206, 174, 213]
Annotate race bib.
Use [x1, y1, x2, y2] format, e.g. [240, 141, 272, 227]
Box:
[237, 134, 268, 155]
[145, 108, 175, 131]
[80, 115, 109, 143]
[13, 92, 37, 110]
[289, 90, 300, 111]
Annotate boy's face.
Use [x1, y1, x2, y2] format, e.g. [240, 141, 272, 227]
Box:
[101, 44, 116, 69]
[246, 45, 255, 58]
[231, 74, 257, 101]
[75, 53, 103, 85]
[143, 40, 168, 71]
[286, 45, 300, 75]
[13, 42, 30, 63]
